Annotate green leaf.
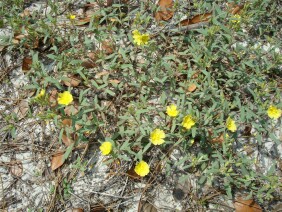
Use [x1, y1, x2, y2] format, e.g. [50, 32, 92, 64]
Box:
[198, 175, 207, 184]
[63, 143, 74, 160]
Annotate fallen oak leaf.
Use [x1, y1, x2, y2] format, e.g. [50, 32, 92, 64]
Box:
[227, 3, 244, 15]
[234, 197, 262, 212]
[101, 40, 114, 54]
[20, 8, 31, 17]
[51, 152, 65, 171]
[62, 74, 81, 87]
[180, 12, 212, 26]
[126, 165, 141, 180]
[95, 70, 109, 79]
[10, 161, 23, 177]
[22, 57, 32, 72]
[62, 119, 72, 127]
[64, 104, 79, 116]
[187, 83, 197, 92]
[66, 209, 83, 212]
[49, 89, 58, 107]
[81, 59, 96, 69]
[211, 133, 224, 144]
[13, 100, 29, 120]
[155, 0, 174, 22]
[109, 79, 120, 84]
[74, 17, 91, 26]
[62, 133, 74, 147]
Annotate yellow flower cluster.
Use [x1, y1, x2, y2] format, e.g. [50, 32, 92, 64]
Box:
[182, 114, 196, 130]
[99, 141, 112, 155]
[97, 103, 281, 178]
[134, 160, 150, 177]
[57, 91, 73, 106]
[150, 129, 166, 145]
[267, 105, 281, 119]
[166, 104, 179, 117]
[226, 117, 237, 132]
[231, 14, 241, 24]
[132, 30, 149, 46]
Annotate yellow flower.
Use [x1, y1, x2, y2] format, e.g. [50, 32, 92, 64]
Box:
[99, 141, 112, 155]
[226, 117, 237, 132]
[182, 115, 196, 130]
[150, 129, 166, 145]
[231, 14, 241, 24]
[134, 160, 150, 177]
[166, 104, 179, 117]
[57, 91, 73, 106]
[36, 89, 45, 99]
[267, 105, 281, 119]
[69, 14, 76, 20]
[132, 30, 149, 46]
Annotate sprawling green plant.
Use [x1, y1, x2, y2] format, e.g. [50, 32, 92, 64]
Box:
[1, 0, 281, 206]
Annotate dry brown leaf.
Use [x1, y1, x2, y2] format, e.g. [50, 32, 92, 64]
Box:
[62, 133, 74, 146]
[180, 13, 212, 26]
[66, 208, 84, 212]
[155, 0, 174, 22]
[75, 124, 82, 131]
[101, 40, 114, 54]
[10, 161, 23, 177]
[243, 124, 252, 136]
[62, 118, 82, 130]
[51, 153, 64, 171]
[90, 204, 106, 212]
[12, 39, 20, 44]
[187, 83, 197, 92]
[74, 17, 91, 26]
[14, 34, 27, 41]
[109, 79, 120, 84]
[49, 89, 58, 107]
[64, 104, 79, 116]
[81, 59, 96, 69]
[127, 165, 141, 180]
[22, 57, 32, 72]
[13, 100, 29, 120]
[95, 70, 109, 79]
[88, 51, 99, 61]
[20, 9, 31, 17]
[211, 133, 224, 144]
[234, 197, 262, 212]
[138, 200, 158, 212]
[62, 119, 72, 127]
[227, 3, 244, 15]
[62, 74, 81, 87]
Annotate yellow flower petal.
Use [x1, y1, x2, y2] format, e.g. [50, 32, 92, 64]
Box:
[166, 104, 179, 117]
[150, 129, 166, 145]
[134, 160, 150, 177]
[99, 141, 112, 155]
[226, 117, 237, 132]
[182, 115, 196, 130]
[57, 91, 73, 106]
